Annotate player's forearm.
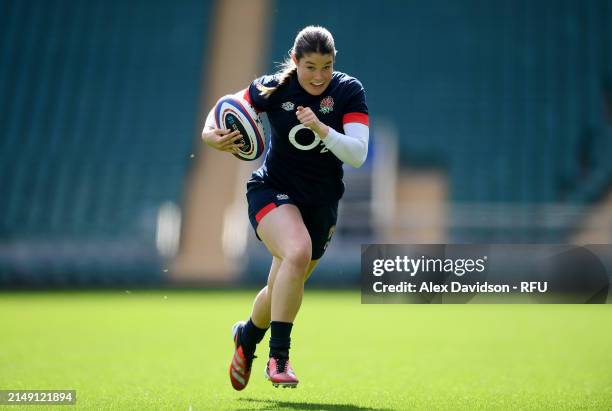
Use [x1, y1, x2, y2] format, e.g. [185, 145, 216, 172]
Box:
[322, 123, 369, 168]
[313, 123, 329, 138]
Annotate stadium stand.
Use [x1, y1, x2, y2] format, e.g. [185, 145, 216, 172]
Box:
[266, 0, 612, 243]
[1, 0, 610, 286]
[0, 0, 213, 285]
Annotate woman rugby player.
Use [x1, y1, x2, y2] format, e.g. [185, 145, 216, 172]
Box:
[202, 26, 369, 389]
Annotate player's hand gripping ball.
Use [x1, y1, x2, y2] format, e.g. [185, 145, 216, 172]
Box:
[214, 95, 266, 161]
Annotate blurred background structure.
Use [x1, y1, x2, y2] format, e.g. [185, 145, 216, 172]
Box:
[1, 0, 611, 287]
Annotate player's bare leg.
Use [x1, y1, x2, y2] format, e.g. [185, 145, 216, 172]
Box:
[250, 257, 281, 328]
[230, 206, 320, 390]
[255, 204, 312, 387]
[228, 254, 281, 390]
[256, 204, 311, 322]
[251, 257, 318, 328]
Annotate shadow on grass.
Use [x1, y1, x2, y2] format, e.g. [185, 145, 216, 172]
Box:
[237, 398, 393, 410]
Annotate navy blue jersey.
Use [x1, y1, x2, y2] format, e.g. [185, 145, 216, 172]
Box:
[244, 71, 368, 206]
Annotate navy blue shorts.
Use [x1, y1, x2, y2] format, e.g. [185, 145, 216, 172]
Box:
[246, 179, 338, 260]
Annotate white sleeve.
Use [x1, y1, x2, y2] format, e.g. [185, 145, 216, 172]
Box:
[321, 123, 369, 168]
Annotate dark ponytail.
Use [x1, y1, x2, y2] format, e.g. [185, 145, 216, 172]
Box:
[257, 25, 336, 98]
[256, 61, 297, 98]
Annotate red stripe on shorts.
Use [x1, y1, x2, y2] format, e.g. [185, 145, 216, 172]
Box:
[255, 202, 276, 223]
[343, 112, 369, 126]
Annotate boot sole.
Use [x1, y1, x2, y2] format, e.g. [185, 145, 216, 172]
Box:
[265, 369, 298, 388]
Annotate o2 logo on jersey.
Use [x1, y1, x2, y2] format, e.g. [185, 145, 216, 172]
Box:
[288, 124, 329, 153]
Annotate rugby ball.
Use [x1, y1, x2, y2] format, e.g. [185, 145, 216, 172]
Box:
[214, 95, 266, 161]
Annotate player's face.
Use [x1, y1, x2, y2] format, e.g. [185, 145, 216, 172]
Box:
[293, 53, 334, 96]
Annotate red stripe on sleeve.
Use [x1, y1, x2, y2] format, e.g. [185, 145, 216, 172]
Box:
[343, 112, 369, 126]
[242, 87, 262, 113]
[242, 88, 252, 105]
[255, 203, 276, 223]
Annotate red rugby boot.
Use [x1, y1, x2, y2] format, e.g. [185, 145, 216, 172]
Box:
[229, 321, 256, 390]
[265, 357, 299, 388]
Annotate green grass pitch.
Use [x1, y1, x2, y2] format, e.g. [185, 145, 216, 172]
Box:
[1, 290, 611, 410]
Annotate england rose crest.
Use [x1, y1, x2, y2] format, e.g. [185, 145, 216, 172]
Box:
[319, 96, 334, 114]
